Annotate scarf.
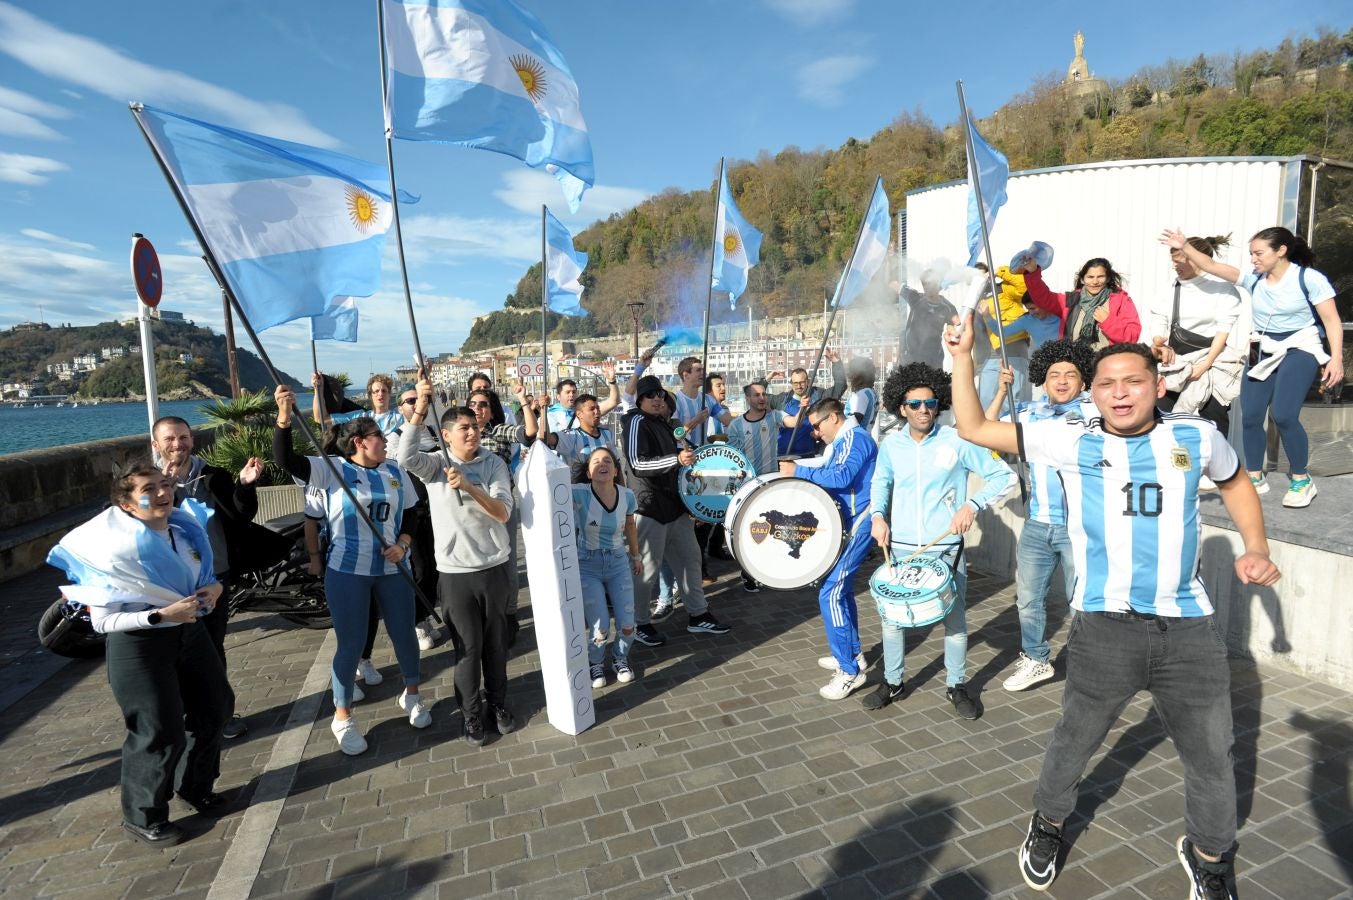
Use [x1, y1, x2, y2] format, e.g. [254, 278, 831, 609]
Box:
[1071, 287, 1111, 345]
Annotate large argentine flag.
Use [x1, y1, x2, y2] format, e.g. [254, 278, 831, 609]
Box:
[544, 208, 587, 317]
[382, 0, 595, 212]
[311, 297, 359, 343]
[711, 161, 763, 310]
[133, 105, 403, 333]
[834, 177, 891, 308]
[964, 111, 1009, 267]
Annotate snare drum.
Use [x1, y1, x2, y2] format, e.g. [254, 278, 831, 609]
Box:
[723, 475, 844, 590]
[869, 555, 956, 628]
[679, 443, 755, 523]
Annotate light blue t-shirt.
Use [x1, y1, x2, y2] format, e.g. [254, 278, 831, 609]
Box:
[1246, 265, 1335, 335]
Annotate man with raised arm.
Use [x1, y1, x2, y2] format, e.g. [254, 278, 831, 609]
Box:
[943, 312, 1280, 900]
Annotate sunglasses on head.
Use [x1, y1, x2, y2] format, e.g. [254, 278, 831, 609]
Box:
[904, 398, 939, 411]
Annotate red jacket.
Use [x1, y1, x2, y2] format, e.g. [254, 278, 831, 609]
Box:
[1024, 267, 1141, 344]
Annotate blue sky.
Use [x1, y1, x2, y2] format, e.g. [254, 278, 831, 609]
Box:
[1, 0, 1346, 384]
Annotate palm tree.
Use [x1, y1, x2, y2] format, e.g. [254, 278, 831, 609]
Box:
[197, 389, 316, 485]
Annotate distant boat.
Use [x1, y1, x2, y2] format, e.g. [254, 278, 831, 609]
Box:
[69, 402, 79, 408]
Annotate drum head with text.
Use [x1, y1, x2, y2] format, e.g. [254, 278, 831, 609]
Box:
[724, 475, 844, 590]
[679, 444, 755, 523]
[869, 556, 956, 628]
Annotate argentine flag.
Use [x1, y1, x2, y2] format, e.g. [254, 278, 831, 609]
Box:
[965, 111, 1009, 267]
[835, 178, 891, 308]
[545, 208, 588, 317]
[711, 162, 763, 310]
[133, 105, 405, 333]
[311, 296, 360, 343]
[383, 0, 595, 212]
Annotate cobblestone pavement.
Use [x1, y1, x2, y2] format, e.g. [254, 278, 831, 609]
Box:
[1, 558, 1350, 899]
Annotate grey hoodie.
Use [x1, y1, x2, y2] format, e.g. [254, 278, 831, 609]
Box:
[397, 438, 514, 574]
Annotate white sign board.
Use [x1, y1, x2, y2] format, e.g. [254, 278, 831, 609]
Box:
[516, 356, 546, 378]
[518, 443, 594, 735]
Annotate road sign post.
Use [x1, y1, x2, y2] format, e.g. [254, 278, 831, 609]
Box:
[131, 234, 162, 435]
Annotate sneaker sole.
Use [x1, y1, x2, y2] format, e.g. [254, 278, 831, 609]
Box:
[1003, 668, 1055, 692]
[1019, 845, 1057, 891]
[687, 626, 730, 635]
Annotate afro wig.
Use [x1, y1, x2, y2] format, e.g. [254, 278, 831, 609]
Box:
[1029, 339, 1094, 388]
[882, 362, 952, 415]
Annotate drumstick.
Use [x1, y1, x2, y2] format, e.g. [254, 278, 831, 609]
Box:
[896, 530, 954, 564]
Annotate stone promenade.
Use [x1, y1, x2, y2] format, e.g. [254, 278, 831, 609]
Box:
[1, 556, 1350, 899]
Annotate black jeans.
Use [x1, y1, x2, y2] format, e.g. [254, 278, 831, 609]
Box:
[1033, 611, 1236, 855]
[438, 562, 511, 718]
[105, 622, 232, 826]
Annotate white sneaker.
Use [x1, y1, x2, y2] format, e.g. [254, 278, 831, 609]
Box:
[1282, 477, 1317, 508]
[331, 716, 368, 755]
[356, 659, 383, 685]
[817, 653, 865, 672]
[614, 660, 635, 684]
[1002, 653, 1055, 692]
[396, 690, 431, 728]
[415, 621, 438, 651]
[819, 668, 866, 700]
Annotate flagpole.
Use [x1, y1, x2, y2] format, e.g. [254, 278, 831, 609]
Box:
[377, 1, 461, 504]
[541, 204, 549, 406]
[128, 103, 435, 608]
[782, 176, 881, 457]
[699, 157, 724, 381]
[310, 339, 326, 423]
[956, 80, 1028, 502]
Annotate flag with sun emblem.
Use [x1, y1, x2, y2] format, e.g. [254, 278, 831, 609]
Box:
[711, 162, 762, 310]
[132, 105, 408, 332]
[544, 208, 588, 317]
[382, 0, 594, 212]
[834, 177, 890, 308]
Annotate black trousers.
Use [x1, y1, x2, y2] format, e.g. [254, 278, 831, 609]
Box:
[201, 570, 235, 720]
[438, 562, 510, 718]
[105, 622, 233, 826]
[1160, 391, 1231, 437]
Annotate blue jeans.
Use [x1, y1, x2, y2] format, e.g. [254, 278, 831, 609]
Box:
[1240, 342, 1319, 473]
[325, 569, 421, 708]
[1014, 520, 1075, 663]
[978, 350, 1030, 412]
[1033, 612, 1236, 856]
[881, 555, 969, 687]
[580, 548, 636, 665]
[656, 560, 675, 603]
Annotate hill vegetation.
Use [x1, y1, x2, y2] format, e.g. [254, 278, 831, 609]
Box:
[0, 319, 300, 399]
[462, 27, 1353, 353]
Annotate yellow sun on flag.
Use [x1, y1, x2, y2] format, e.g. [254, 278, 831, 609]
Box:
[511, 54, 548, 102]
[723, 231, 742, 255]
[346, 186, 379, 233]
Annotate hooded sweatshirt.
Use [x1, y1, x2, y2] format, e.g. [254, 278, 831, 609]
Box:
[398, 437, 513, 574]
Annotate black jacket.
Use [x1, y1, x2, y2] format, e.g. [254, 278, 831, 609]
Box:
[621, 406, 686, 524]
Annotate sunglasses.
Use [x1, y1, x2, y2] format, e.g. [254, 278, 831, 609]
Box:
[808, 417, 826, 433]
[904, 398, 939, 411]
[468, 401, 490, 408]
[357, 430, 386, 442]
[640, 390, 665, 400]
[398, 397, 418, 406]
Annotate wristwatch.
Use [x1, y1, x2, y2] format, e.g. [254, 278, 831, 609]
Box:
[147, 611, 162, 626]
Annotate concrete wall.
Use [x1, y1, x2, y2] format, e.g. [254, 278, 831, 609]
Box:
[965, 499, 1353, 691]
[0, 431, 215, 582]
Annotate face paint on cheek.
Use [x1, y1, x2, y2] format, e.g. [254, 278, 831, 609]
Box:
[138, 495, 152, 509]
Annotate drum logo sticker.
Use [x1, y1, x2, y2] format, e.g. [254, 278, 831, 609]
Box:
[1170, 447, 1192, 470]
[751, 509, 820, 559]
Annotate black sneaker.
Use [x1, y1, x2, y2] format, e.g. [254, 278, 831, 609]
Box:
[741, 574, 760, 593]
[123, 820, 185, 847]
[222, 714, 247, 740]
[1018, 811, 1062, 891]
[861, 681, 904, 711]
[489, 704, 517, 735]
[177, 790, 230, 817]
[686, 613, 730, 635]
[633, 624, 666, 647]
[947, 683, 979, 720]
[464, 714, 486, 746]
[649, 599, 674, 622]
[1176, 836, 1237, 899]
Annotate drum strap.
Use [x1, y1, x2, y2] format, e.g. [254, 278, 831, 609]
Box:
[892, 538, 963, 570]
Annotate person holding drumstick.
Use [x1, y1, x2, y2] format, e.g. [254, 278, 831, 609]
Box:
[777, 397, 878, 701]
[944, 316, 1280, 897]
[868, 363, 1015, 719]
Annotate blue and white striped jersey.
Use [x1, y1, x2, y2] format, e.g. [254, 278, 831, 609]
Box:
[1019, 414, 1240, 616]
[554, 426, 616, 469]
[304, 456, 418, 577]
[1004, 395, 1094, 526]
[571, 484, 637, 552]
[726, 412, 779, 475]
[673, 390, 724, 445]
[547, 403, 576, 433]
[332, 408, 404, 437]
[844, 387, 879, 429]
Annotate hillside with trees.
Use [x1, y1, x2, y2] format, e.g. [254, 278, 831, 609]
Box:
[462, 27, 1353, 353]
[0, 319, 299, 399]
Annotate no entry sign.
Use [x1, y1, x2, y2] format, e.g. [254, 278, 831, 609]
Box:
[131, 234, 162, 307]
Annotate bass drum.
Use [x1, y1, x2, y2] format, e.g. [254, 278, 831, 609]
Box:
[723, 474, 844, 590]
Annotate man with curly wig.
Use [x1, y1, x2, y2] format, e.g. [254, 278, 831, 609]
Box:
[866, 363, 1015, 719]
[983, 340, 1096, 693]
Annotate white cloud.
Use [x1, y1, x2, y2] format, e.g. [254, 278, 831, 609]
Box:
[0, 85, 69, 139]
[0, 153, 68, 185]
[20, 228, 94, 251]
[59, 88, 83, 101]
[398, 213, 541, 265]
[797, 55, 873, 107]
[0, 3, 340, 148]
[763, 0, 856, 26]
[492, 170, 651, 222]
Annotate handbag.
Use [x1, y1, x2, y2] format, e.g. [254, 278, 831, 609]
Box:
[1168, 283, 1215, 356]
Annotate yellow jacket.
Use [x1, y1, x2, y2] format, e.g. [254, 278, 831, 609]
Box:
[983, 266, 1031, 349]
